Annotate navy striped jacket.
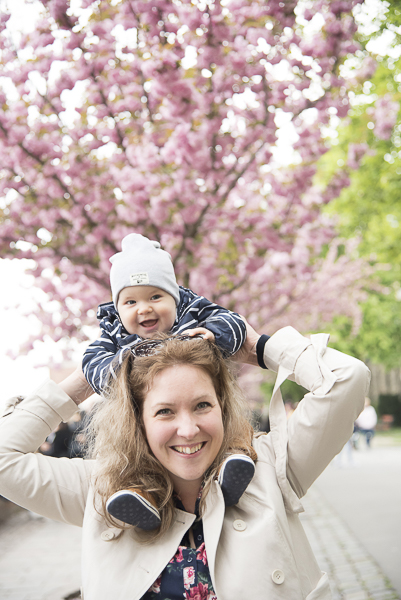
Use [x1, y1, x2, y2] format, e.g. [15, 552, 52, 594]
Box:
[82, 286, 246, 396]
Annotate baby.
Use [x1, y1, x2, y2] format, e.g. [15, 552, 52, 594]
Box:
[83, 233, 256, 530]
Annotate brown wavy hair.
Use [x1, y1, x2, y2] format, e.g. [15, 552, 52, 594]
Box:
[86, 336, 256, 543]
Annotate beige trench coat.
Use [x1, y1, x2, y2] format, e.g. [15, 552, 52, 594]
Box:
[0, 327, 370, 600]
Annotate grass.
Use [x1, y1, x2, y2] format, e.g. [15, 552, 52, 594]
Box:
[373, 427, 401, 446]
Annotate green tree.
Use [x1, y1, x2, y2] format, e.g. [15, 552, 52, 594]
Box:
[317, 2, 401, 367]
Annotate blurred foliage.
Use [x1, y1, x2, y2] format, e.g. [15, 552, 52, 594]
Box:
[378, 394, 401, 425]
[375, 426, 401, 443]
[260, 379, 308, 404]
[315, 3, 401, 368]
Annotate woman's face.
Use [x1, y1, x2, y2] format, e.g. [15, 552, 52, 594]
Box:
[142, 364, 224, 492]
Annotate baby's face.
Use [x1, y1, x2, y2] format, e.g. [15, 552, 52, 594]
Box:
[117, 285, 176, 338]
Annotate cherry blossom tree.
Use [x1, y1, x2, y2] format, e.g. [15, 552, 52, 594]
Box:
[0, 0, 373, 351]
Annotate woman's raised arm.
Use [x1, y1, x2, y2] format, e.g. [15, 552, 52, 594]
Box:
[58, 365, 95, 405]
[0, 370, 94, 525]
[259, 326, 371, 507]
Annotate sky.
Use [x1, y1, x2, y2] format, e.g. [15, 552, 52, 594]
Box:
[0, 2, 49, 402]
[0, 0, 391, 402]
[0, 260, 50, 402]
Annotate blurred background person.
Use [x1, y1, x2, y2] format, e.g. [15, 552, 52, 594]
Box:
[354, 397, 378, 449]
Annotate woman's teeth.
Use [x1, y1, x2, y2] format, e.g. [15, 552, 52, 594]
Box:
[173, 443, 203, 454]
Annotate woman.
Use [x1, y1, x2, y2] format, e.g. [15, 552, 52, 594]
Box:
[0, 323, 370, 599]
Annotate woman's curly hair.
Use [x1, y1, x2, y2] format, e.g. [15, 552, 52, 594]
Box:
[85, 336, 255, 543]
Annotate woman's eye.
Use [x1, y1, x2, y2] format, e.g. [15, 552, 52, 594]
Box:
[197, 402, 211, 410]
[156, 408, 171, 416]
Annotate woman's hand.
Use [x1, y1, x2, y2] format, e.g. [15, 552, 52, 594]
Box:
[58, 366, 94, 406]
[181, 327, 215, 342]
[233, 317, 261, 366]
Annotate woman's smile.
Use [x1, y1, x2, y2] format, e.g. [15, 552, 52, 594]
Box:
[142, 364, 224, 495]
[171, 442, 206, 455]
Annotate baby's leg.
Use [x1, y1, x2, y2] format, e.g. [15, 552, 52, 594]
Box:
[218, 447, 257, 507]
[106, 488, 160, 530]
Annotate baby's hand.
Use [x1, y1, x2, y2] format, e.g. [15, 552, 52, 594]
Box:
[181, 327, 215, 342]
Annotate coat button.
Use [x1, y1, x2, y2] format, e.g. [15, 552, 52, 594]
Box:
[272, 569, 285, 584]
[101, 530, 115, 541]
[233, 519, 246, 531]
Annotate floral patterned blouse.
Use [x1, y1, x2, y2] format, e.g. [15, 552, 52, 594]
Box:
[142, 492, 217, 600]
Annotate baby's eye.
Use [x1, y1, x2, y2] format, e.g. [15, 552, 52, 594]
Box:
[151, 294, 162, 300]
[126, 300, 136, 305]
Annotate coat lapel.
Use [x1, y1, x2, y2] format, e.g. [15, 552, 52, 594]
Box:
[203, 482, 225, 588]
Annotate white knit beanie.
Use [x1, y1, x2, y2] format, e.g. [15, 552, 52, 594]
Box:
[109, 234, 180, 307]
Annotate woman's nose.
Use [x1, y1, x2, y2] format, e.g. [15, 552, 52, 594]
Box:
[176, 415, 200, 439]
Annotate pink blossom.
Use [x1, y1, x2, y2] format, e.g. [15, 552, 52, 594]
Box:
[373, 94, 399, 140]
[347, 143, 368, 170]
[0, 0, 374, 364]
[353, 56, 377, 83]
[48, 0, 75, 28]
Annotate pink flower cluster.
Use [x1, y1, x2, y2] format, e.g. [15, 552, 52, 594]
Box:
[373, 94, 399, 140]
[347, 143, 370, 170]
[0, 0, 373, 354]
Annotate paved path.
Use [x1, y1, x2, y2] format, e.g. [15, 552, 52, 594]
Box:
[0, 509, 81, 600]
[313, 445, 401, 596]
[0, 445, 400, 600]
[301, 486, 399, 600]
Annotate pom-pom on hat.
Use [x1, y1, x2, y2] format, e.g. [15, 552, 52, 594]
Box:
[109, 233, 180, 308]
